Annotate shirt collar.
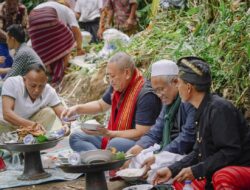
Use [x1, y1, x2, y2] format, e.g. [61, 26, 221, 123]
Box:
[194, 93, 211, 122]
[16, 43, 26, 53]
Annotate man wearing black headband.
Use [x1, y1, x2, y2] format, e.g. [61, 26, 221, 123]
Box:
[153, 56, 250, 190]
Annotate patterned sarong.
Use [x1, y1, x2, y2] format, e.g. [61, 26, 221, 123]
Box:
[28, 7, 74, 84]
[101, 69, 144, 149]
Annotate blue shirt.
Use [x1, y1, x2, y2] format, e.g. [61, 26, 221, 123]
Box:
[0, 43, 13, 78]
[136, 102, 196, 154]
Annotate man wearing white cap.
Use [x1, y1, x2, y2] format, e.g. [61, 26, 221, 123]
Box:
[123, 60, 196, 183]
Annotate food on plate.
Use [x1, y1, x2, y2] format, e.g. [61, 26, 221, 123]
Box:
[17, 123, 46, 141]
[113, 151, 126, 160]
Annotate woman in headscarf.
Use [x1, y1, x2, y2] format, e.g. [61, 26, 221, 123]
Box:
[28, 0, 84, 85]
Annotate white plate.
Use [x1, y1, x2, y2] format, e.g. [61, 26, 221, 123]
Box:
[123, 184, 153, 190]
[117, 167, 146, 181]
[81, 120, 104, 131]
[80, 150, 113, 164]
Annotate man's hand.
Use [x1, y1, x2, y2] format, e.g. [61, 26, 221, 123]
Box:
[127, 145, 144, 156]
[60, 106, 79, 121]
[62, 124, 71, 136]
[82, 126, 111, 137]
[173, 167, 194, 182]
[125, 18, 135, 30]
[77, 48, 85, 56]
[153, 167, 172, 185]
[120, 159, 131, 170]
[141, 156, 155, 179]
[97, 28, 104, 40]
[0, 56, 6, 64]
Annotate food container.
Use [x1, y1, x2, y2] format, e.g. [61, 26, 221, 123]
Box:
[68, 152, 81, 165]
[23, 134, 35, 144]
[81, 31, 92, 47]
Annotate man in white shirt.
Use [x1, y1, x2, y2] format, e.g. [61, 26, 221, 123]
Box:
[0, 64, 69, 134]
[75, 0, 103, 43]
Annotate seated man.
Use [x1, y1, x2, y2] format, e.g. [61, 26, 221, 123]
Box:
[153, 57, 250, 190]
[4, 24, 43, 79]
[124, 60, 196, 181]
[0, 64, 69, 134]
[61, 52, 162, 152]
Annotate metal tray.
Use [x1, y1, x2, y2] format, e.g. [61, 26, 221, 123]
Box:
[60, 159, 127, 173]
[0, 138, 62, 152]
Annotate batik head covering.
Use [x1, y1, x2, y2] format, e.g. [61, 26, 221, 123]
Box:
[177, 56, 211, 85]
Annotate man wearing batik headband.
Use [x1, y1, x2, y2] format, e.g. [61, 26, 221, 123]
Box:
[153, 56, 250, 190]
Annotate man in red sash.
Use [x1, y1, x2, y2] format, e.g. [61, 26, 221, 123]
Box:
[62, 52, 162, 152]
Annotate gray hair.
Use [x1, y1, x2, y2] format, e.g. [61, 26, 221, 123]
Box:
[108, 52, 135, 71]
[155, 75, 178, 84]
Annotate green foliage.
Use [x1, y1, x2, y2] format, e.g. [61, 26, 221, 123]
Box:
[137, 0, 153, 30]
[22, 0, 45, 12]
[123, 1, 250, 108]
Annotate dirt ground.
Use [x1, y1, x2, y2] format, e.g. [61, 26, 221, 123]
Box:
[6, 176, 128, 190]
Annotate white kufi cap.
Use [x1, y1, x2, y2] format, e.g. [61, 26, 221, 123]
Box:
[151, 59, 179, 77]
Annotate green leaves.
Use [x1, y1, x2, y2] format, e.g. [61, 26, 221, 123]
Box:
[123, 1, 250, 109]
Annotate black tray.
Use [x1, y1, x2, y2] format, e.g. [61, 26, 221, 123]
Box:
[60, 159, 127, 173]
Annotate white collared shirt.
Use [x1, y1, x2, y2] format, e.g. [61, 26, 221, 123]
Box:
[35, 1, 79, 27]
[0, 76, 61, 124]
[75, 0, 102, 22]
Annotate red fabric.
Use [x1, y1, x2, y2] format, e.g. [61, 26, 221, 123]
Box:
[101, 69, 144, 149]
[212, 166, 250, 190]
[173, 179, 206, 190]
[28, 7, 74, 84]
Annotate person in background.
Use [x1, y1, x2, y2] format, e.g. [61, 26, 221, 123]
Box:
[0, 64, 70, 134]
[28, 0, 84, 85]
[0, 29, 12, 79]
[0, 0, 28, 32]
[4, 24, 43, 79]
[61, 52, 162, 152]
[153, 57, 250, 190]
[97, 0, 138, 39]
[75, 0, 103, 43]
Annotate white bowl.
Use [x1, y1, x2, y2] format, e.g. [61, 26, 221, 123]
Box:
[117, 167, 146, 181]
[80, 150, 113, 164]
[81, 120, 104, 131]
[123, 184, 153, 190]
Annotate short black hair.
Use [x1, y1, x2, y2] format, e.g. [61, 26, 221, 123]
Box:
[24, 64, 47, 76]
[6, 24, 25, 43]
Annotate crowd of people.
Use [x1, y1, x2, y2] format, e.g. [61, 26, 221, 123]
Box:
[0, 0, 249, 190]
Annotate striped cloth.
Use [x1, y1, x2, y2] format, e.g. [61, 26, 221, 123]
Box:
[101, 69, 144, 149]
[28, 7, 74, 84]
